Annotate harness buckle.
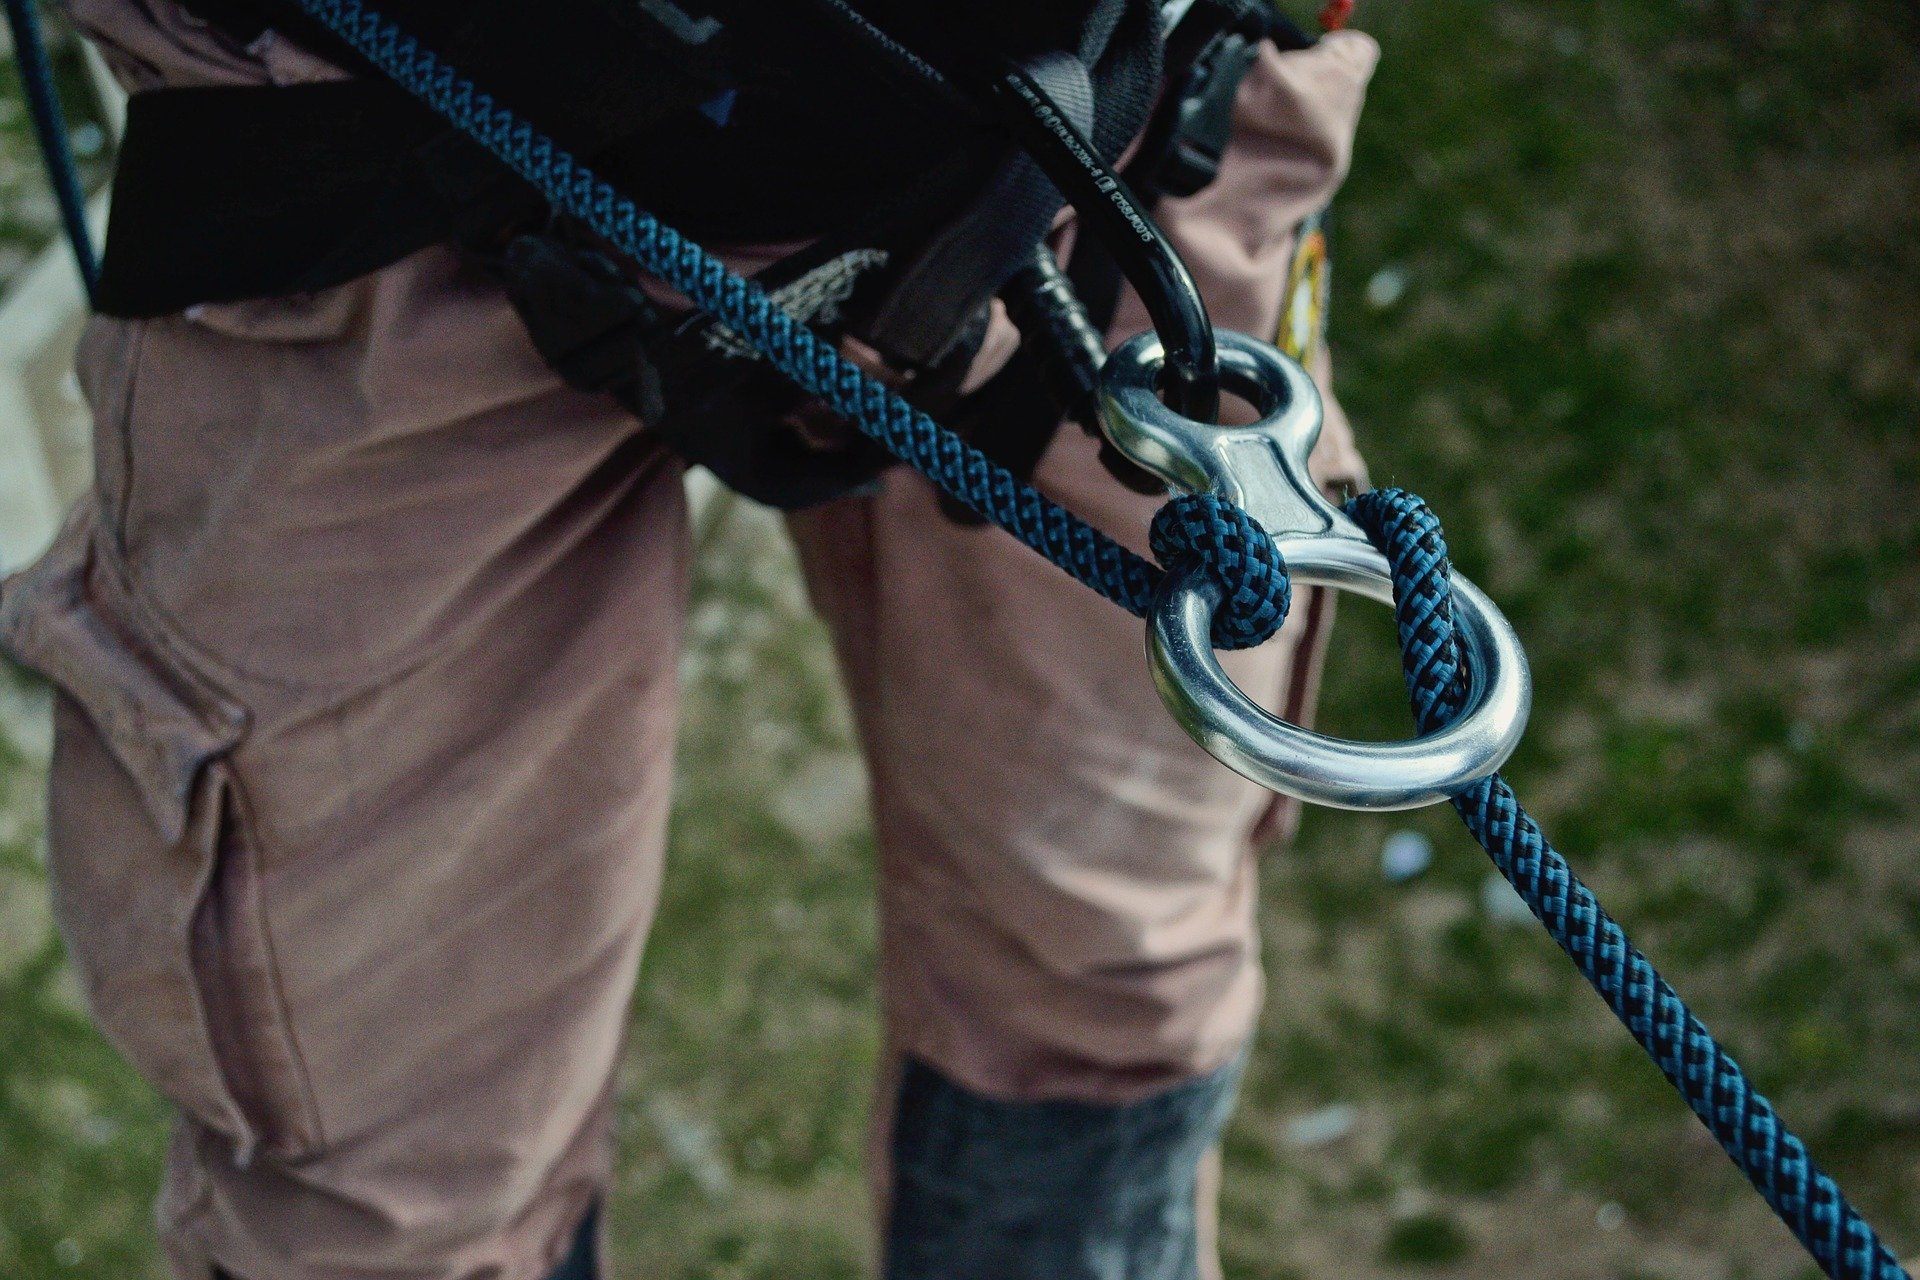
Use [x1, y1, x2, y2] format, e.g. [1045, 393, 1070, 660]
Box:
[1098, 330, 1534, 810]
[1146, 0, 1283, 198]
[1151, 29, 1262, 197]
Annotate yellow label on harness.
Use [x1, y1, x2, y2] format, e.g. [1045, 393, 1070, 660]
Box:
[1278, 218, 1329, 366]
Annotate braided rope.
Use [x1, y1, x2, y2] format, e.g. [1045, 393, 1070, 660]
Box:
[1347, 487, 1910, 1280]
[286, 0, 1293, 643]
[1149, 493, 1292, 650]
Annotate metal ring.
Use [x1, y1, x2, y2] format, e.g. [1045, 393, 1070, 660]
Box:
[1100, 329, 1533, 811]
[1149, 559, 1531, 811]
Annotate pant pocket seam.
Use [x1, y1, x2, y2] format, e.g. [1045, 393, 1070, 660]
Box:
[193, 767, 328, 1160]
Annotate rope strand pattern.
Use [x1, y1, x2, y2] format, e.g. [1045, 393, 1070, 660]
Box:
[1149, 493, 1292, 649]
[1347, 487, 1909, 1280]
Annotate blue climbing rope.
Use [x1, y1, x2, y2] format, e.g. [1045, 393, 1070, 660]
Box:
[2, 0, 98, 301]
[178, 2, 1914, 1272]
[1347, 487, 1910, 1280]
[282, 0, 1293, 649]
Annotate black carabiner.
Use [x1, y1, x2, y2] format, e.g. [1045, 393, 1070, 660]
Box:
[990, 59, 1221, 424]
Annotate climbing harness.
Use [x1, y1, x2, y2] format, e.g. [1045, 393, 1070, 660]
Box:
[66, 0, 1214, 508]
[14, 0, 1296, 510]
[5, 0, 1909, 1274]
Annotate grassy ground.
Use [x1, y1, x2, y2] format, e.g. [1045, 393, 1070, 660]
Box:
[2, 0, 1917, 1276]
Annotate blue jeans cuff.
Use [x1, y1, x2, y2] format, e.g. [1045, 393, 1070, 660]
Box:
[885, 1051, 1247, 1280]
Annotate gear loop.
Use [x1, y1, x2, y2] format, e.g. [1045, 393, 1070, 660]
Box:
[1148, 493, 1290, 650]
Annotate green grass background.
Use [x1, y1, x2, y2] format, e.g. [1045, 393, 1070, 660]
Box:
[1, 1, 1916, 1276]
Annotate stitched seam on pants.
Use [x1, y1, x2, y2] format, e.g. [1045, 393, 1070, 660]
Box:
[105, 319, 149, 571]
[224, 771, 328, 1155]
[189, 770, 318, 1160]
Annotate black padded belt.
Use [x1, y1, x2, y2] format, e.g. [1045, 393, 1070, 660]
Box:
[95, 81, 533, 316]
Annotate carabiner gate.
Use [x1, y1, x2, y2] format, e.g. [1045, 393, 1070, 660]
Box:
[1099, 330, 1534, 810]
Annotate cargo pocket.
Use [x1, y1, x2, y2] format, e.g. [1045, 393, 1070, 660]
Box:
[0, 506, 316, 1161]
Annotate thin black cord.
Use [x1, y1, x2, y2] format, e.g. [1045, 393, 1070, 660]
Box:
[3, 0, 99, 302]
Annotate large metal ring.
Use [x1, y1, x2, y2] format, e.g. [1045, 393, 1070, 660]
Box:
[1099, 329, 1533, 811]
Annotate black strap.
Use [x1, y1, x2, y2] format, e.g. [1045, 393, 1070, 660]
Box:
[94, 0, 985, 316]
[95, 81, 536, 316]
[97, 0, 738, 316]
[1131, 0, 1295, 197]
[178, 0, 738, 152]
[86, 0, 1172, 509]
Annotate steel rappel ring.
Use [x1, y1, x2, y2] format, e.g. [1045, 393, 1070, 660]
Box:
[1099, 329, 1533, 811]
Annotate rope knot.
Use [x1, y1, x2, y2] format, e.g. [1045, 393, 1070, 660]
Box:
[1149, 493, 1290, 650]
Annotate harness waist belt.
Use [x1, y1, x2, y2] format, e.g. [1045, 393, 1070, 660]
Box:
[94, 76, 966, 317]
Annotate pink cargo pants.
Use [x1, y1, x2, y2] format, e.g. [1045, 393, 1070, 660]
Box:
[0, 5, 1378, 1276]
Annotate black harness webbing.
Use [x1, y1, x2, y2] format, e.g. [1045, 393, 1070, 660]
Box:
[92, 71, 976, 317]
[84, 0, 1264, 509]
[97, 82, 529, 316]
[92, 0, 959, 316]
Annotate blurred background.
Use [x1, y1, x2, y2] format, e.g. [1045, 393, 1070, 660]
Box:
[0, 1, 1915, 1276]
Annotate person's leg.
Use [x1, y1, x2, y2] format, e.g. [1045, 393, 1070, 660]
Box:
[1, 244, 690, 1280]
[791, 419, 1317, 1280]
[788, 32, 1378, 1280]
